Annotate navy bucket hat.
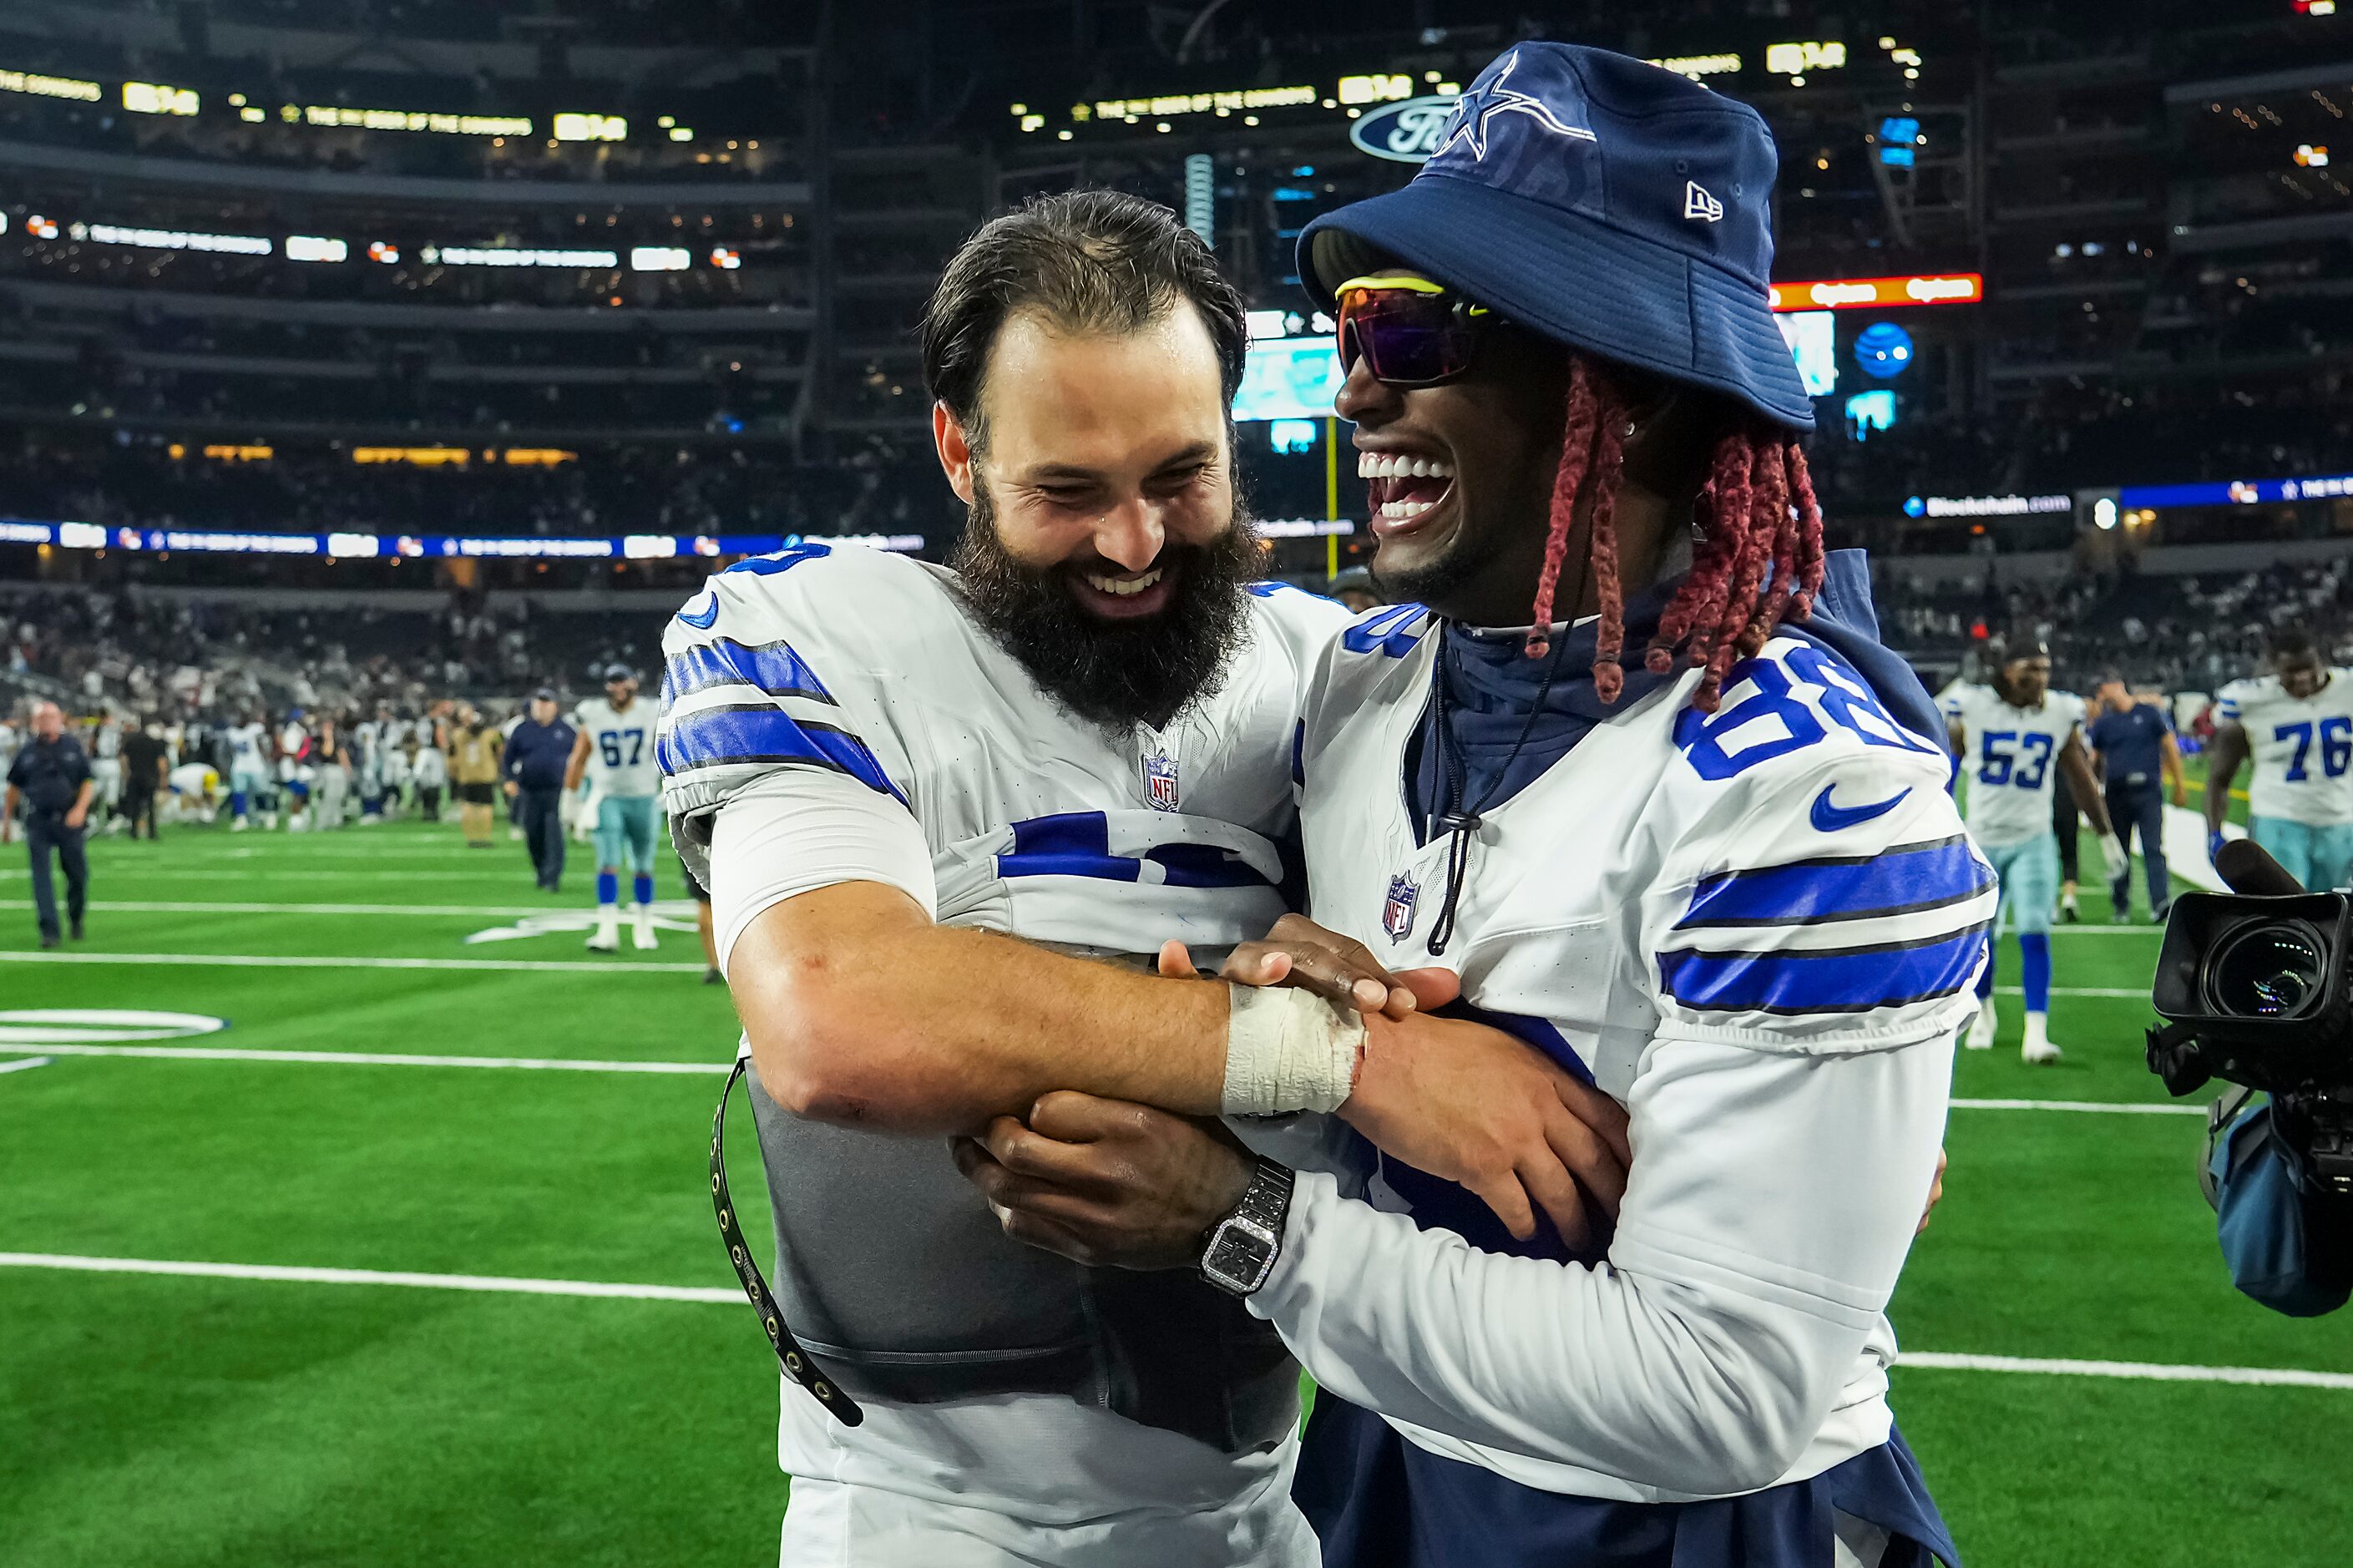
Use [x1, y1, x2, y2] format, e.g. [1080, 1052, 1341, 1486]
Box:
[1300, 43, 1813, 430]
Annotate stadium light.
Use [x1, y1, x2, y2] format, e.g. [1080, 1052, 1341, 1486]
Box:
[122, 81, 200, 116]
[554, 113, 628, 143]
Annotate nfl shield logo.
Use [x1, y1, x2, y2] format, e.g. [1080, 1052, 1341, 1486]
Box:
[1143, 753, 1180, 812]
[1382, 874, 1419, 943]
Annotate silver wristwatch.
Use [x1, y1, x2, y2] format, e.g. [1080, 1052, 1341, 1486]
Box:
[1200, 1159, 1295, 1297]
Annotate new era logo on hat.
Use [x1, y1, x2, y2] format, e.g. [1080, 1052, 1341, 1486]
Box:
[1299, 42, 1814, 429]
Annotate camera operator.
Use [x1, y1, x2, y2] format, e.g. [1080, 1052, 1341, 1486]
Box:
[2149, 839, 2352, 1316]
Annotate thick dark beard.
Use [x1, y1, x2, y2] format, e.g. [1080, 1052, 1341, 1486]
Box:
[952, 485, 1262, 732]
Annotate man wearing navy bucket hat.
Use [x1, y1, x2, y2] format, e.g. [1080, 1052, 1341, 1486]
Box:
[960, 43, 1980, 1567]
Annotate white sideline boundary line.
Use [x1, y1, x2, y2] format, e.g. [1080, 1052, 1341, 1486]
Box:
[0, 1252, 736, 1303]
[0, 1055, 52, 1074]
[1895, 1353, 2353, 1392]
[1, 1252, 2342, 1390]
[0, 900, 579, 918]
[0, 950, 701, 974]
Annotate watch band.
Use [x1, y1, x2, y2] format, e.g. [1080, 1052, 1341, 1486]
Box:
[1231, 1158, 1295, 1232]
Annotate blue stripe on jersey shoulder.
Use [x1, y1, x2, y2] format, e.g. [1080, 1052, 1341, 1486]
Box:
[1676, 834, 1991, 929]
[1658, 921, 1991, 1016]
[1340, 603, 1431, 658]
[663, 638, 833, 705]
[655, 703, 903, 802]
[1000, 811, 1273, 889]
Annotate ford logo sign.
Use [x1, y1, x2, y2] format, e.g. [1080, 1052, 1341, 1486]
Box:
[1349, 94, 1460, 164]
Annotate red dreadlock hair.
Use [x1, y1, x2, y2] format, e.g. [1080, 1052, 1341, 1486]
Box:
[1522, 355, 1827, 714]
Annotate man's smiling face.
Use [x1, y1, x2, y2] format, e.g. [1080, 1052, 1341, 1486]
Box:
[936, 301, 1259, 729]
[1333, 269, 1575, 622]
[954, 304, 1236, 612]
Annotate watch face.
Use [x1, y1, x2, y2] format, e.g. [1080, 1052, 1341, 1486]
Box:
[1204, 1217, 1278, 1295]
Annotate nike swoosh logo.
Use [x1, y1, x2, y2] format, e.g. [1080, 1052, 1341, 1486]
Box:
[676, 596, 719, 630]
[1810, 783, 1911, 833]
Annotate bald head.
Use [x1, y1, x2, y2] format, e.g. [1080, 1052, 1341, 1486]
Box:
[29, 702, 62, 740]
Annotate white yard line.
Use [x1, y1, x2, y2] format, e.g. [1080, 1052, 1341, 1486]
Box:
[0, 1055, 52, 1075]
[0, 950, 700, 974]
[2, 1252, 2341, 1390]
[1996, 985, 2149, 999]
[0, 1252, 736, 1303]
[0, 1042, 727, 1074]
[1895, 1352, 2353, 1392]
[0, 900, 575, 918]
[0, 1039, 2200, 1116]
[1948, 1097, 2204, 1116]
[0, 869, 533, 882]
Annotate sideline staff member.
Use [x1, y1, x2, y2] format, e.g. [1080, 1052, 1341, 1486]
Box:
[504, 688, 575, 892]
[3, 701, 95, 948]
[2087, 673, 2186, 920]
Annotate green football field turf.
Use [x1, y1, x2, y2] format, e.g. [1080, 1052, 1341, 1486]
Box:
[1, 802, 2347, 1566]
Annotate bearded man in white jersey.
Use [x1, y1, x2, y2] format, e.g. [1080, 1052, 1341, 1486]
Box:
[1945, 635, 2127, 1064]
[661, 190, 1625, 1566]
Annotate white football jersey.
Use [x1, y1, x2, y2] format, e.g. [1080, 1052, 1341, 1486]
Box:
[574, 695, 660, 798]
[226, 722, 267, 771]
[2216, 670, 2353, 825]
[1248, 609, 1986, 1505]
[662, 542, 1345, 959]
[660, 541, 1346, 1555]
[1943, 685, 2084, 848]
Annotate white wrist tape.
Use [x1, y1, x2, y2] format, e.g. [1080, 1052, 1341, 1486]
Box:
[1222, 984, 1365, 1115]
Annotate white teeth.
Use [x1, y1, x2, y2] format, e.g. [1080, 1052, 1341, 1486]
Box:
[1355, 453, 1455, 480]
[1083, 567, 1163, 596]
[1376, 498, 1440, 520]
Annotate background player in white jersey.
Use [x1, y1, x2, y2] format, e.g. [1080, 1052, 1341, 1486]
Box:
[166, 759, 219, 823]
[566, 665, 661, 951]
[2203, 626, 2353, 891]
[278, 709, 313, 832]
[89, 712, 124, 833]
[665, 190, 1617, 1567]
[1945, 635, 2126, 1063]
[957, 54, 1977, 1564]
[225, 711, 274, 830]
[377, 713, 412, 820]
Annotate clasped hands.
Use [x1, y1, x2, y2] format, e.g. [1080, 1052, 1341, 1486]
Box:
[952, 914, 1634, 1272]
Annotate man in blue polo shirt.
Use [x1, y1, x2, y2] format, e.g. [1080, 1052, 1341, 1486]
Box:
[3, 701, 95, 948]
[503, 687, 576, 893]
[2088, 673, 2186, 921]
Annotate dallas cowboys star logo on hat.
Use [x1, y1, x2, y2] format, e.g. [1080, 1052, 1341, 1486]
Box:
[1436, 48, 1596, 163]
